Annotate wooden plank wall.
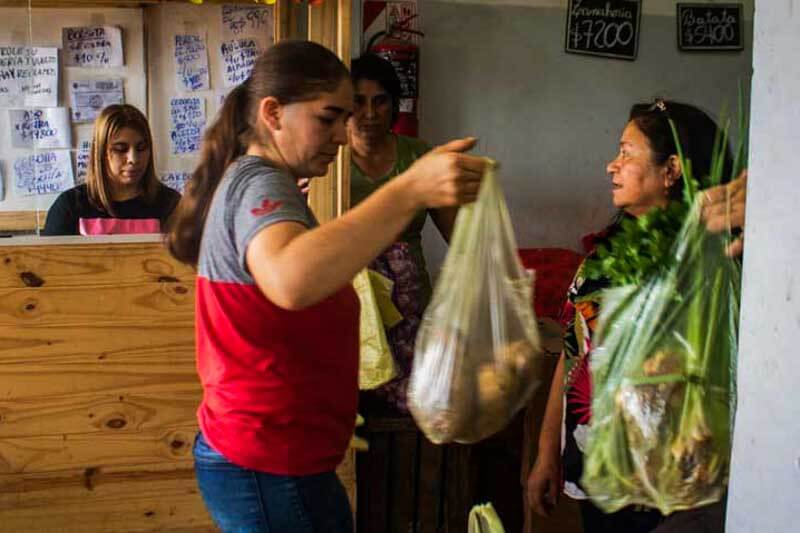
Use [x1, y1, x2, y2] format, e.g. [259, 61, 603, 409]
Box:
[0, 239, 358, 532]
[0, 241, 213, 532]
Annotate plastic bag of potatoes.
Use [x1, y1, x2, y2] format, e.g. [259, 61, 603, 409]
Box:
[408, 160, 543, 444]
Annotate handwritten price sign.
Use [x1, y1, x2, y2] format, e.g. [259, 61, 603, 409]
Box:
[13, 151, 74, 197]
[63, 26, 124, 68]
[565, 0, 641, 60]
[175, 34, 210, 92]
[170, 97, 205, 155]
[678, 4, 744, 51]
[220, 38, 260, 88]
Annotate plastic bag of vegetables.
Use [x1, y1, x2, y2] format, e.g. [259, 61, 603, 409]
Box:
[581, 108, 746, 514]
[408, 160, 543, 444]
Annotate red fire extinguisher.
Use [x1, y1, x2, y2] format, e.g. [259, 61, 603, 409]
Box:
[367, 15, 424, 137]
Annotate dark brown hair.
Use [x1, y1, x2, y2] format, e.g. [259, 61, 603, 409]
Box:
[166, 40, 350, 266]
[629, 100, 733, 200]
[88, 104, 159, 215]
[351, 53, 402, 125]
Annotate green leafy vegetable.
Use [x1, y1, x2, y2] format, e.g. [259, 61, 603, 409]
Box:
[584, 203, 688, 287]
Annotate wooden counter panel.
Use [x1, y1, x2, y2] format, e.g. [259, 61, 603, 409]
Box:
[0, 391, 201, 438]
[0, 238, 354, 530]
[0, 424, 197, 474]
[0, 283, 194, 327]
[0, 241, 214, 530]
[0, 324, 195, 366]
[0, 350, 198, 401]
[0, 461, 198, 492]
[0, 470, 212, 533]
[0, 242, 196, 289]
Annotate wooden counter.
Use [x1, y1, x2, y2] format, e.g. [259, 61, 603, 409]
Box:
[0, 236, 355, 532]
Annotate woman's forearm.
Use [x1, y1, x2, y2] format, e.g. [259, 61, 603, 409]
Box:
[538, 354, 566, 459]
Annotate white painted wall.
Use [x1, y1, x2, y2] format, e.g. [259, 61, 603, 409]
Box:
[727, 2, 800, 531]
[417, 0, 754, 276]
[0, 7, 146, 216]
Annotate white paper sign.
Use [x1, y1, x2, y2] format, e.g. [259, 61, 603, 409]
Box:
[13, 151, 74, 197]
[63, 26, 124, 68]
[69, 79, 124, 122]
[0, 46, 59, 108]
[0, 47, 24, 106]
[24, 48, 59, 107]
[161, 171, 191, 193]
[221, 4, 273, 46]
[10, 108, 72, 149]
[74, 139, 91, 185]
[175, 34, 210, 92]
[170, 97, 205, 155]
[220, 38, 260, 88]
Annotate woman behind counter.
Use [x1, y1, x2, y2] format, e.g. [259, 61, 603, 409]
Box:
[349, 54, 459, 412]
[42, 104, 180, 236]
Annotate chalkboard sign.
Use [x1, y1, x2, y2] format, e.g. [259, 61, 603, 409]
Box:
[677, 4, 744, 51]
[565, 0, 641, 60]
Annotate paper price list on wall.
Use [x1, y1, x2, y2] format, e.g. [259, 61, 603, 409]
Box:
[220, 38, 261, 88]
[74, 139, 91, 185]
[13, 151, 74, 197]
[175, 34, 210, 92]
[0, 46, 59, 108]
[63, 26, 124, 68]
[9, 108, 71, 150]
[218, 4, 271, 88]
[170, 96, 205, 155]
[221, 4, 272, 44]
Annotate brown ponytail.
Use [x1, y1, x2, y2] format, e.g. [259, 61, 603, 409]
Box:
[166, 40, 350, 266]
[165, 83, 250, 265]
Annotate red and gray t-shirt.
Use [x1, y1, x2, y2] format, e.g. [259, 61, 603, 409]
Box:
[196, 155, 360, 476]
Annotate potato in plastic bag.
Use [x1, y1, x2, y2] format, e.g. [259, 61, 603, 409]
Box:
[408, 160, 543, 444]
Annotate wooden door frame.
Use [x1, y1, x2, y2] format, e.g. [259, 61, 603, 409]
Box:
[306, 0, 352, 222]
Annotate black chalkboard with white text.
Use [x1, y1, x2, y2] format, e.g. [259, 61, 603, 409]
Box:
[677, 3, 744, 51]
[565, 0, 641, 60]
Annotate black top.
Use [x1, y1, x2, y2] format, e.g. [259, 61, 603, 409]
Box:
[42, 183, 181, 236]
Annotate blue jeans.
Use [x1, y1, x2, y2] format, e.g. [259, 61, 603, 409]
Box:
[193, 433, 354, 533]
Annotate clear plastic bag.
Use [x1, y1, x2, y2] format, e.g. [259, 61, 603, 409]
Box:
[468, 503, 506, 533]
[408, 161, 543, 444]
[582, 198, 741, 514]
